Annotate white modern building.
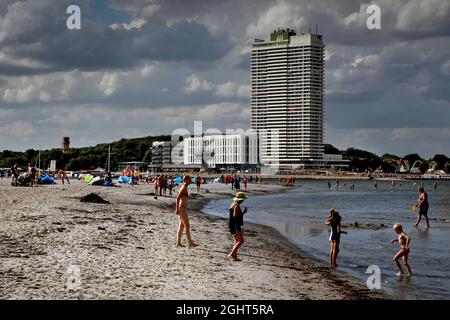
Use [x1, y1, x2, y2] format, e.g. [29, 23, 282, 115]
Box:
[184, 134, 258, 171]
[251, 28, 325, 169]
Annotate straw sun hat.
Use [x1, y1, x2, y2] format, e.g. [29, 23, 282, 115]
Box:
[233, 192, 247, 202]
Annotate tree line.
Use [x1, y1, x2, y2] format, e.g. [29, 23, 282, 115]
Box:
[0, 138, 448, 173]
[324, 144, 450, 173]
[0, 135, 171, 171]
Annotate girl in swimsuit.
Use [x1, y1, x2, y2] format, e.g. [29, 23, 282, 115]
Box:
[325, 209, 347, 269]
[175, 175, 197, 248]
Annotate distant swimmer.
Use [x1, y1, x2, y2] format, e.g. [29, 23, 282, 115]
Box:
[414, 186, 430, 228]
[374, 181, 378, 189]
[336, 180, 340, 190]
[433, 182, 438, 191]
[391, 224, 412, 277]
[327, 181, 331, 190]
[325, 209, 347, 269]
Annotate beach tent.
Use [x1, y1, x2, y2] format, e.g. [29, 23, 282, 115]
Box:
[173, 177, 183, 184]
[84, 174, 95, 184]
[89, 176, 105, 186]
[173, 176, 196, 184]
[39, 175, 56, 185]
[118, 175, 132, 184]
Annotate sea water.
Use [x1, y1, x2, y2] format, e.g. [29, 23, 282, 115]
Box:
[202, 179, 450, 299]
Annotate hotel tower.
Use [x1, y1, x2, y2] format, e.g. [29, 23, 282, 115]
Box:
[251, 28, 325, 169]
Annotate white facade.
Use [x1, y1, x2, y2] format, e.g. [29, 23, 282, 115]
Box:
[251, 29, 325, 167]
[184, 134, 258, 167]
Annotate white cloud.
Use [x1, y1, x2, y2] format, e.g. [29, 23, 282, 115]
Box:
[215, 82, 237, 97]
[3, 85, 35, 103]
[140, 63, 157, 78]
[0, 120, 34, 137]
[98, 73, 122, 96]
[184, 74, 215, 94]
[395, 0, 450, 32]
[440, 60, 450, 76]
[111, 18, 147, 30]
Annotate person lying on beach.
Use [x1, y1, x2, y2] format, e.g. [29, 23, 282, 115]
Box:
[175, 175, 197, 248]
[325, 209, 347, 269]
[414, 187, 430, 228]
[391, 224, 412, 277]
[228, 192, 248, 261]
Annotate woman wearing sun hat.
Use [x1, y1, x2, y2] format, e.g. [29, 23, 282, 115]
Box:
[175, 175, 198, 248]
[228, 191, 248, 261]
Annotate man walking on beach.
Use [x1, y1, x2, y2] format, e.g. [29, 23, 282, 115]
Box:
[414, 186, 430, 228]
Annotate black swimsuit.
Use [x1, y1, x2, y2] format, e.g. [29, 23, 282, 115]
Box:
[229, 205, 244, 235]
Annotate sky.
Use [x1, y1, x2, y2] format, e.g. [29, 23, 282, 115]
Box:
[0, 0, 449, 158]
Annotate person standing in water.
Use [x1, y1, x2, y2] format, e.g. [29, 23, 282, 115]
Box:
[433, 182, 437, 191]
[195, 175, 202, 192]
[414, 186, 430, 228]
[325, 209, 347, 269]
[228, 192, 248, 261]
[391, 224, 412, 277]
[175, 175, 197, 248]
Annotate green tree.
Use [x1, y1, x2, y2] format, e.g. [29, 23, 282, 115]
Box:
[324, 144, 341, 154]
[432, 154, 449, 170]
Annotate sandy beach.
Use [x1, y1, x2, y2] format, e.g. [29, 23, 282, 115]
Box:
[0, 178, 386, 300]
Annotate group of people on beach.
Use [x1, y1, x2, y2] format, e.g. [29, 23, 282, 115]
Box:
[174, 174, 248, 261]
[327, 186, 431, 277]
[5, 162, 71, 187]
[152, 174, 175, 197]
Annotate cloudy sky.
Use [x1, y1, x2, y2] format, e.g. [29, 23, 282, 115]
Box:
[0, 0, 449, 157]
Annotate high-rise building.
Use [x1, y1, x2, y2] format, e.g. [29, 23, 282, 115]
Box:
[251, 28, 325, 169]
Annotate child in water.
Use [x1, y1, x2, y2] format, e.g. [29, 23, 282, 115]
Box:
[325, 209, 347, 269]
[391, 224, 413, 276]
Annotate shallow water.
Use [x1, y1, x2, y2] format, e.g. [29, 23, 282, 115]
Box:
[202, 179, 450, 299]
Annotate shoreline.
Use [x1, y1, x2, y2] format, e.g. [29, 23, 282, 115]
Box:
[191, 185, 390, 300]
[0, 180, 387, 299]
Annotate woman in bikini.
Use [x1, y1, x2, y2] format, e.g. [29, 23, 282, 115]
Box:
[175, 175, 197, 248]
[228, 192, 248, 261]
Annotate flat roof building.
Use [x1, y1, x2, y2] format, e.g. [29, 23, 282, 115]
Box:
[184, 134, 258, 171]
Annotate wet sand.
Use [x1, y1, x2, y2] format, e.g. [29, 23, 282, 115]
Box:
[0, 179, 386, 299]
